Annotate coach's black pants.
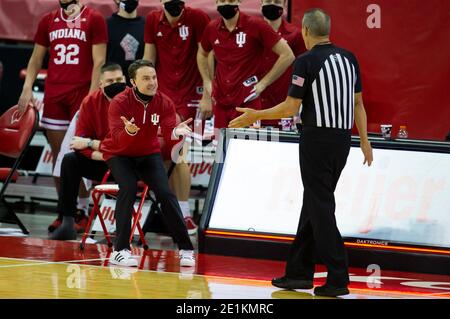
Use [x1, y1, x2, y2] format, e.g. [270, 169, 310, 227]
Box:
[107, 153, 194, 252]
[57, 152, 109, 218]
[285, 126, 351, 287]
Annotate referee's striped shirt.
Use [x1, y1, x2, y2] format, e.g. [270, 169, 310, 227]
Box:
[288, 43, 362, 130]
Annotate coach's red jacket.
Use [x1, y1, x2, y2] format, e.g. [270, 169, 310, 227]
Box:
[100, 87, 179, 161]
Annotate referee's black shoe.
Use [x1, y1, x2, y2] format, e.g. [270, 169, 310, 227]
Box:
[313, 285, 349, 297]
[271, 276, 313, 289]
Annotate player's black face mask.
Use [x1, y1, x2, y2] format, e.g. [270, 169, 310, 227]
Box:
[103, 82, 126, 100]
[217, 4, 239, 20]
[262, 4, 283, 21]
[120, 0, 139, 14]
[134, 87, 153, 103]
[164, 0, 185, 18]
[59, 0, 78, 11]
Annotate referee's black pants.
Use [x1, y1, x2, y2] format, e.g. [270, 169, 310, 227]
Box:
[107, 153, 194, 252]
[285, 126, 351, 287]
[57, 152, 109, 217]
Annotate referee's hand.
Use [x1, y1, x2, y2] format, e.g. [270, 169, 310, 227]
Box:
[121, 116, 140, 135]
[228, 107, 258, 128]
[361, 140, 373, 166]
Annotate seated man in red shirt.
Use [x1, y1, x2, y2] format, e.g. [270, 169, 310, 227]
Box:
[100, 59, 195, 267]
[50, 63, 127, 240]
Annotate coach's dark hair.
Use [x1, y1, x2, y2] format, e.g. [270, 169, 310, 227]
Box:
[128, 60, 155, 80]
[100, 62, 122, 74]
[302, 8, 330, 37]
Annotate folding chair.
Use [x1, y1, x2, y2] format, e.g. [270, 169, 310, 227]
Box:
[79, 170, 150, 251]
[0, 105, 39, 234]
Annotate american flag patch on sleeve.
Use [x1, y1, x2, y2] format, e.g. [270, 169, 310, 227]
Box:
[292, 75, 305, 87]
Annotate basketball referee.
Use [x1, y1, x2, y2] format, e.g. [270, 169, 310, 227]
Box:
[229, 8, 373, 297]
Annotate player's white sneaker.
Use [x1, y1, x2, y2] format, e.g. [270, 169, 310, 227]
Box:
[179, 250, 196, 267]
[109, 249, 138, 267]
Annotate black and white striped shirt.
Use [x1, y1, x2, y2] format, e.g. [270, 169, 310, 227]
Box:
[288, 43, 361, 130]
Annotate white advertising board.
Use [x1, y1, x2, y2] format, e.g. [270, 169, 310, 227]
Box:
[209, 139, 450, 248]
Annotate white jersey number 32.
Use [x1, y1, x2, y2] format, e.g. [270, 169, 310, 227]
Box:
[53, 44, 80, 65]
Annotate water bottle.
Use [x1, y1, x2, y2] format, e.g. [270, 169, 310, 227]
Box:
[397, 125, 408, 139]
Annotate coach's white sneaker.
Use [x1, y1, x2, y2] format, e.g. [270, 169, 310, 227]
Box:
[109, 249, 138, 267]
[179, 250, 196, 267]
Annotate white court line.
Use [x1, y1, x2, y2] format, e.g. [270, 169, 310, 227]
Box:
[0, 256, 106, 268]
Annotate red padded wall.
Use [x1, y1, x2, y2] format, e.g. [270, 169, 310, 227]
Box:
[291, 0, 450, 140]
[1, 0, 449, 139]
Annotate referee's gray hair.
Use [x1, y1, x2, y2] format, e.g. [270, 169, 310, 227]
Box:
[302, 8, 330, 37]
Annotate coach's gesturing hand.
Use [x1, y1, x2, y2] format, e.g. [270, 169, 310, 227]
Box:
[121, 116, 140, 135]
[174, 118, 193, 138]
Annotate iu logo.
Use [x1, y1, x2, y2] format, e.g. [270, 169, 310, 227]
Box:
[151, 113, 160, 126]
[179, 25, 189, 41]
[236, 32, 246, 48]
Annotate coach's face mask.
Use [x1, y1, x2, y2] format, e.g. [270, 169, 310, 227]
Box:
[59, 0, 78, 11]
[103, 82, 126, 100]
[217, 4, 239, 20]
[120, 0, 139, 14]
[164, 0, 185, 18]
[262, 4, 283, 21]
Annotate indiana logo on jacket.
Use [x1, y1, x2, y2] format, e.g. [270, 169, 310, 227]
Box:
[179, 25, 189, 41]
[151, 113, 160, 125]
[236, 32, 246, 48]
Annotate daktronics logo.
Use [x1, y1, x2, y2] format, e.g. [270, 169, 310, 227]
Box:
[101, 206, 116, 223]
[356, 239, 389, 246]
[190, 162, 212, 178]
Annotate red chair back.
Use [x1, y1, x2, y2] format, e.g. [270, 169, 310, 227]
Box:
[0, 168, 18, 182]
[0, 105, 37, 158]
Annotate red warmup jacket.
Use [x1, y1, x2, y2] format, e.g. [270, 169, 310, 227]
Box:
[75, 89, 110, 159]
[100, 87, 180, 161]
